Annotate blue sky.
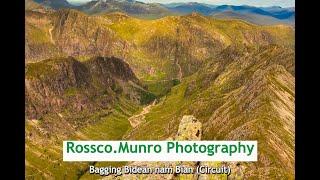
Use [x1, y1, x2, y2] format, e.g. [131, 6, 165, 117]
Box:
[67, 0, 295, 7]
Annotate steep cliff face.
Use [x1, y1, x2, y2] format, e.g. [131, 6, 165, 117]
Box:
[25, 9, 130, 62]
[52, 10, 130, 59]
[25, 10, 63, 61]
[25, 56, 149, 121]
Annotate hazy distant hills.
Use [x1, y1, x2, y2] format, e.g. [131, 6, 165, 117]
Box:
[33, 0, 74, 9]
[212, 11, 294, 26]
[75, 0, 170, 16]
[166, 3, 294, 25]
[30, 0, 294, 25]
[165, 2, 213, 15]
[166, 3, 294, 18]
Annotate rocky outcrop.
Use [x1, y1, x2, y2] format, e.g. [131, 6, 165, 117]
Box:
[175, 115, 202, 140]
[102, 115, 202, 180]
[103, 116, 240, 180]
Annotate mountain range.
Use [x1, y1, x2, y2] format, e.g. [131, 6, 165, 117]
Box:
[25, 1, 295, 179]
[33, 0, 73, 9]
[29, 0, 295, 25]
[166, 3, 294, 25]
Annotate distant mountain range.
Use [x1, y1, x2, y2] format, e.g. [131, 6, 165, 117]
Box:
[212, 11, 293, 26]
[76, 0, 170, 16]
[165, 3, 294, 25]
[29, 0, 294, 25]
[33, 0, 73, 9]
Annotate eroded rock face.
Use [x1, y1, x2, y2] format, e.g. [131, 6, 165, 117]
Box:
[52, 9, 129, 58]
[175, 115, 202, 141]
[25, 56, 141, 120]
[25, 9, 130, 62]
